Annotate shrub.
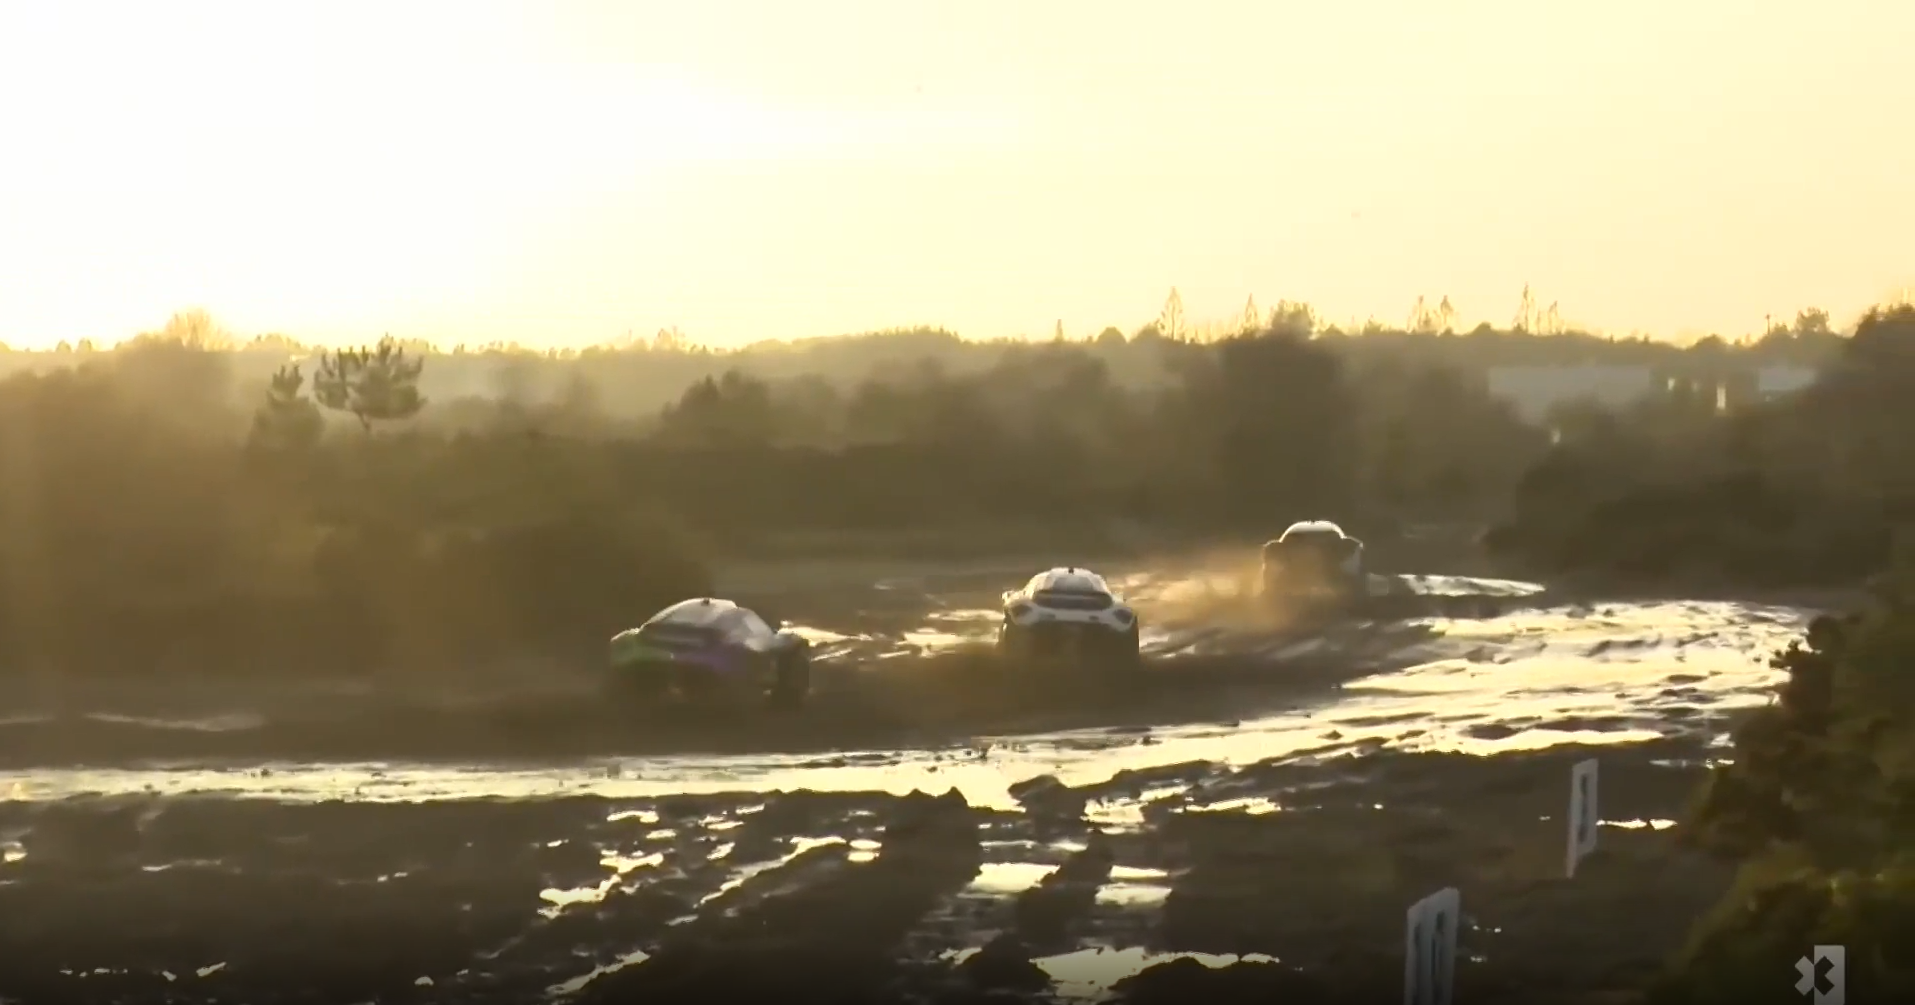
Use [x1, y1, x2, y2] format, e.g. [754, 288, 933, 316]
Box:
[1655, 559, 1915, 1001]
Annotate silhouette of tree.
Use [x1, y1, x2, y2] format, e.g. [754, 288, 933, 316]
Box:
[1512, 284, 1537, 333]
[246, 363, 323, 456]
[1158, 288, 1188, 341]
[311, 336, 427, 433]
[1267, 300, 1317, 337]
[1408, 295, 1440, 334]
[655, 369, 777, 448]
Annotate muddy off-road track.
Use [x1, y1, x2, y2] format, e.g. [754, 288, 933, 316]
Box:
[0, 561, 1825, 1004]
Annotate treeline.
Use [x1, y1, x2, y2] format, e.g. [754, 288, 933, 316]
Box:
[0, 301, 1888, 677]
[1486, 305, 1915, 589]
[0, 301, 1847, 425]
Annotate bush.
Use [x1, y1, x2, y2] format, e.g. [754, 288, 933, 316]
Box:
[1654, 559, 1915, 1001]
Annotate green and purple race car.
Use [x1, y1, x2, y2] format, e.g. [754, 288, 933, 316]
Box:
[608, 598, 812, 708]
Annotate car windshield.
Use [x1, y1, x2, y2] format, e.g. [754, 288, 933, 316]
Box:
[636, 622, 722, 650]
[1269, 534, 1355, 563]
[1032, 588, 1115, 611]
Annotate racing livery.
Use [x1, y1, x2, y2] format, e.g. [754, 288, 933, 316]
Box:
[997, 567, 1141, 666]
[608, 598, 811, 707]
[1260, 520, 1368, 605]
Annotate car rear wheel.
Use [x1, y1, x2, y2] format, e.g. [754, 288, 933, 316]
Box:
[767, 648, 810, 709]
[997, 622, 1026, 658]
[1105, 624, 1143, 673]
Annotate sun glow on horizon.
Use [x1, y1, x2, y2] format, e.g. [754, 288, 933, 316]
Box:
[0, 1, 1030, 350]
[2, 0, 1911, 350]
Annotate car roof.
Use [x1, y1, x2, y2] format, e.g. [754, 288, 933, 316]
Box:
[647, 597, 746, 629]
[1278, 520, 1349, 541]
[1028, 567, 1112, 594]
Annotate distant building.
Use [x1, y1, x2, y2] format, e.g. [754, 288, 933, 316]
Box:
[1485, 364, 1658, 424]
[1755, 364, 1818, 398]
[1485, 362, 1823, 424]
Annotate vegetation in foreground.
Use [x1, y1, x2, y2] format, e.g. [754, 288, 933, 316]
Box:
[0, 300, 1892, 678]
[1654, 557, 1915, 1002]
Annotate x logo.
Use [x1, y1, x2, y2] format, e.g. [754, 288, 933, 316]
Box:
[1794, 946, 1845, 1004]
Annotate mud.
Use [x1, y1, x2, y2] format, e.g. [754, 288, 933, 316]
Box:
[0, 559, 1829, 1004]
[0, 569, 1552, 768]
[0, 740, 1731, 1004]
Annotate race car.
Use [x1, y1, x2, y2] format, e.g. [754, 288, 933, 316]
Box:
[997, 567, 1142, 667]
[607, 598, 812, 707]
[1259, 520, 1368, 607]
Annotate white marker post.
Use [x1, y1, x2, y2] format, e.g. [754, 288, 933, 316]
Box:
[1403, 886, 1460, 1005]
[1566, 758, 1600, 877]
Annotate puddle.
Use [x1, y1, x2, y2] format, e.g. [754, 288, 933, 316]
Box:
[1093, 882, 1170, 908]
[782, 625, 870, 646]
[926, 608, 1004, 624]
[1034, 947, 1278, 1001]
[537, 851, 664, 917]
[1083, 784, 1190, 831]
[549, 947, 651, 997]
[1183, 796, 1280, 815]
[696, 836, 845, 907]
[1095, 866, 1172, 908]
[899, 629, 981, 652]
[966, 861, 1059, 896]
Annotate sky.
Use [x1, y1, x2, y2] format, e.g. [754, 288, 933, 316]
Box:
[0, 0, 1910, 350]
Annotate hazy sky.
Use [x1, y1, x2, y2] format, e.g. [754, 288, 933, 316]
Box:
[1, 0, 1910, 349]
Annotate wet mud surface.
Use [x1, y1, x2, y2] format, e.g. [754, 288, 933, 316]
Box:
[0, 558, 1829, 1003]
[5, 568, 1589, 767]
[0, 741, 1731, 1004]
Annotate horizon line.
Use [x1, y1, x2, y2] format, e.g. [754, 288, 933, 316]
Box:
[0, 302, 1868, 356]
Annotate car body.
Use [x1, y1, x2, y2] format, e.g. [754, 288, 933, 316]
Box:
[997, 567, 1141, 666]
[1259, 520, 1367, 604]
[607, 598, 811, 707]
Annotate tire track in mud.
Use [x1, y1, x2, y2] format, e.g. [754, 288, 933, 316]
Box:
[574, 789, 984, 1005]
[0, 741, 1749, 1004]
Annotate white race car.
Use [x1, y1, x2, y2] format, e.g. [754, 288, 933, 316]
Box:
[997, 567, 1142, 666]
[1259, 520, 1369, 606]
